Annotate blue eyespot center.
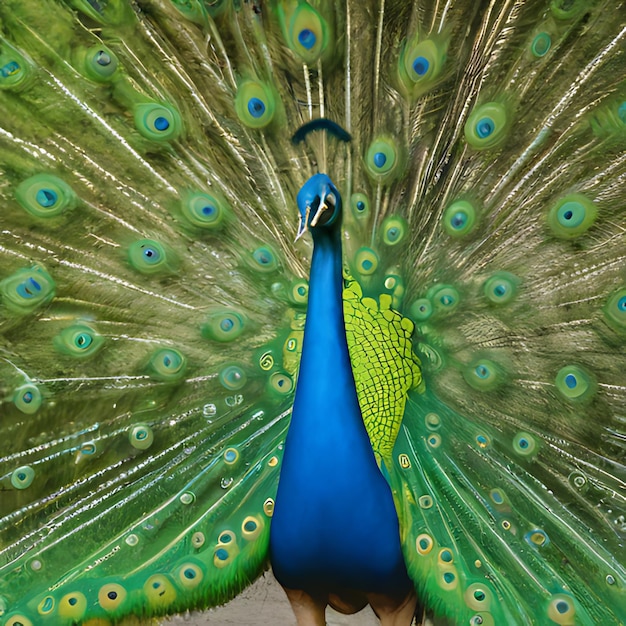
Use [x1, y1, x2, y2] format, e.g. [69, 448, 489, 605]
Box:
[95, 50, 112, 66]
[215, 548, 229, 561]
[23, 391, 33, 403]
[619, 101, 626, 124]
[1, 61, 20, 77]
[557, 201, 585, 227]
[412, 56, 430, 76]
[107, 591, 118, 600]
[220, 318, 234, 331]
[373, 152, 387, 168]
[362, 259, 373, 270]
[476, 117, 495, 138]
[202, 204, 215, 215]
[142, 246, 161, 262]
[298, 29, 317, 50]
[68, 597, 78, 606]
[556, 601, 569, 614]
[184, 568, 196, 579]
[254, 248, 273, 265]
[387, 227, 399, 240]
[17, 277, 43, 299]
[565, 374, 577, 388]
[154, 116, 170, 131]
[247, 97, 266, 118]
[475, 365, 489, 378]
[36, 189, 58, 207]
[356, 201, 365, 211]
[451, 211, 467, 228]
[519, 438, 529, 449]
[494, 284, 507, 296]
[443, 572, 455, 583]
[244, 520, 257, 531]
[75, 333, 92, 348]
[617, 296, 626, 312]
[440, 550, 452, 562]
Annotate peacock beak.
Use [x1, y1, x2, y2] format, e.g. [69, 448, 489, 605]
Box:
[295, 205, 311, 241]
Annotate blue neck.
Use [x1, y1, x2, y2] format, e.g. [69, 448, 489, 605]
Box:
[294, 225, 349, 415]
[270, 221, 410, 594]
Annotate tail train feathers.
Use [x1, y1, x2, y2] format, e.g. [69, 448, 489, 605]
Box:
[0, 0, 625, 625]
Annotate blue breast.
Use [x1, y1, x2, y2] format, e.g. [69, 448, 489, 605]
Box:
[270, 218, 410, 595]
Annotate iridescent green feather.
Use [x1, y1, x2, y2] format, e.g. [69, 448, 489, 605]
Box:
[0, 0, 625, 625]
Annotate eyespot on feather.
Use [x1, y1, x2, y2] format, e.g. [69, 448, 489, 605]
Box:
[465, 102, 509, 149]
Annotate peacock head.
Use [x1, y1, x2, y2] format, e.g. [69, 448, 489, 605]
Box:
[295, 173, 341, 240]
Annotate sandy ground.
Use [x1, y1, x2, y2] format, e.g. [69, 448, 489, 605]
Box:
[161, 571, 382, 626]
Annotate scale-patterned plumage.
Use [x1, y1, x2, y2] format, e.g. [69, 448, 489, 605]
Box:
[0, 0, 624, 624]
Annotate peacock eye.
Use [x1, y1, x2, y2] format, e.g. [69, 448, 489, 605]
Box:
[442, 200, 477, 237]
[351, 193, 370, 220]
[404, 39, 444, 84]
[354, 247, 379, 276]
[129, 424, 154, 450]
[464, 102, 509, 149]
[149, 348, 187, 381]
[604, 287, 626, 330]
[235, 81, 276, 129]
[11, 465, 35, 489]
[483, 272, 519, 305]
[202, 308, 246, 342]
[381, 216, 407, 245]
[547, 193, 596, 239]
[365, 137, 402, 181]
[15, 174, 77, 218]
[531, 32, 552, 57]
[133, 102, 182, 141]
[128, 239, 170, 274]
[287, 3, 328, 63]
[219, 364, 247, 390]
[98, 582, 128, 611]
[0, 41, 32, 90]
[1, 266, 56, 314]
[54, 324, 104, 358]
[83, 45, 119, 81]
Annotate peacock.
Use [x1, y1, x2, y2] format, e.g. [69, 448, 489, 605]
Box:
[0, 1, 624, 625]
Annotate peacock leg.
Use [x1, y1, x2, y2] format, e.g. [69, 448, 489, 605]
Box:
[367, 590, 418, 626]
[283, 586, 327, 626]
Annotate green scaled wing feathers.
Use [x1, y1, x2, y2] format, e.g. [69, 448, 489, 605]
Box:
[0, 0, 625, 625]
[0, 0, 311, 622]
